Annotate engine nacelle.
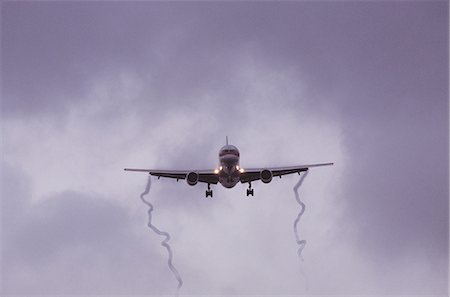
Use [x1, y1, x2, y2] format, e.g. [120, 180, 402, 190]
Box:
[260, 169, 273, 183]
[186, 171, 199, 186]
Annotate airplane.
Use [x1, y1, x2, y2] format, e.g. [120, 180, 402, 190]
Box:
[124, 137, 333, 198]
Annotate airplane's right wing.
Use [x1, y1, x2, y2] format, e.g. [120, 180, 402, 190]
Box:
[124, 168, 219, 184]
[239, 162, 333, 183]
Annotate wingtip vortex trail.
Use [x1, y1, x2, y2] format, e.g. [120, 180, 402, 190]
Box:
[293, 170, 309, 257]
[293, 171, 310, 291]
[140, 175, 183, 296]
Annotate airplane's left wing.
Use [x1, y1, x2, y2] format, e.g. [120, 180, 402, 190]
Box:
[124, 168, 219, 184]
[240, 162, 333, 183]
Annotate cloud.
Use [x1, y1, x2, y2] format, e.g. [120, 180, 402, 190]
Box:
[1, 1, 448, 295]
[1, 163, 180, 295]
[1, 162, 323, 295]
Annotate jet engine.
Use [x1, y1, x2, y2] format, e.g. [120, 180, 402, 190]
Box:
[260, 169, 273, 183]
[186, 172, 199, 186]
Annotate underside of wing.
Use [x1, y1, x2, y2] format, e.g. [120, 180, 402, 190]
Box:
[124, 168, 219, 184]
[240, 162, 333, 183]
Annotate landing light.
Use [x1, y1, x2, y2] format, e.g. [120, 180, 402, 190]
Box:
[236, 165, 240, 170]
[219, 166, 223, 170]
[214, 169, 219, 174]
[239, 168, 245, 173]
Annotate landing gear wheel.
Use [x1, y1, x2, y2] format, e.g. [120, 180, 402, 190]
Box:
[246, 182, 254, 196]
[205, 184, 213, 198]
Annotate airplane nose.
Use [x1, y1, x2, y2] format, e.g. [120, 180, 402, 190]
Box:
[222, 155, 238, 164]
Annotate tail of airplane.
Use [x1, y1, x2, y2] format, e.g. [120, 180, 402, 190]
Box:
[226, 136, 228, 145]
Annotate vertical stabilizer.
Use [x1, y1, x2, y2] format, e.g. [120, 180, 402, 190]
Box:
[226, 136, 228, 145]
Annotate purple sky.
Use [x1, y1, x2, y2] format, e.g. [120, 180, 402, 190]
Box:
[1, 1, 448, 296]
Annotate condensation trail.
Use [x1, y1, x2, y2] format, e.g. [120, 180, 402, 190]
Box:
[293, 170, 309, 261]
[293, 171, 310, 291]
[139, 175, 183, 296]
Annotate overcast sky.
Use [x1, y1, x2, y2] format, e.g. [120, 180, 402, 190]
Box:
[1, 1, 448, 296]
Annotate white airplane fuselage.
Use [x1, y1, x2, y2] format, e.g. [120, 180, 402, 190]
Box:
[218, 144, 241, 188]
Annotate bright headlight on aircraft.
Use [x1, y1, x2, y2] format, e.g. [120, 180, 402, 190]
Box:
[219, 166, 223, 170]
[239, 168, 245, 173]
[214, 169, 219, 174]
[236, 165, 240, 170]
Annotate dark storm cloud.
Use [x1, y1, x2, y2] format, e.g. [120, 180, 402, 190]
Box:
[1, 1, 448, 295]
[1, 163, 173, 294]
[2, 1, 245, 117]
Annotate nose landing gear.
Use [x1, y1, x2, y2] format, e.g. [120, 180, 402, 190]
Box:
[205, 184, 213, 198]
[246, 182, 254, 197]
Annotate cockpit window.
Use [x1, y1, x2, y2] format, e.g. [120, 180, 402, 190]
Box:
[219, 149, 239, 157]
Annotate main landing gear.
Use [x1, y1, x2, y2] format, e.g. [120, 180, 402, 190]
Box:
[205, 184, 213, 198]
[246, 182, 254, 197]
